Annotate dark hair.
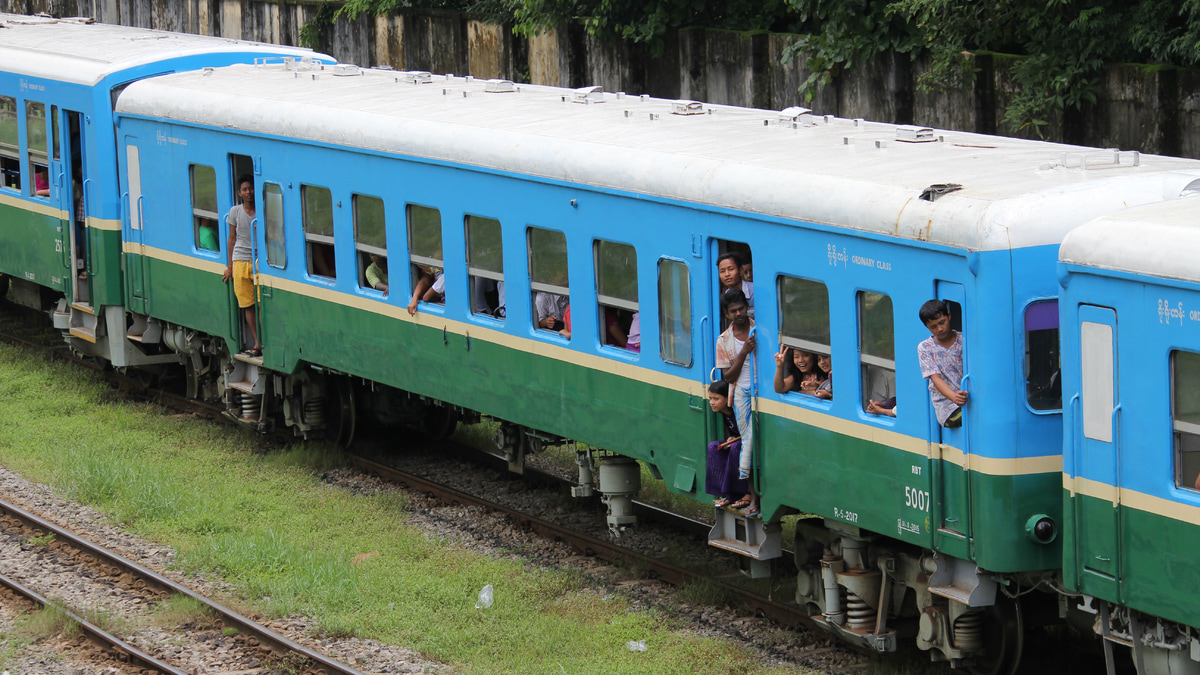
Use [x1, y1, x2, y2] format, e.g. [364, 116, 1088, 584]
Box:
[716, 251, 743, 269]
[919, 299, 949, 324]
[721, 287, 748, 313]
[708, 380, 730, 397]
[236, 174, 254, 190]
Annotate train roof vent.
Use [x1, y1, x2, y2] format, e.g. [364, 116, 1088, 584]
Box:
[773, 106, 815, 127]
[896, 126, 936, 143]
[332, 64, 362, 77]
[397, 71, 433, 84]
[920, 184, 962, 201]
[1181, 179, 1200, 197]
[485, 79, 516, 93]
[671, 100, 706, 115]
[1040, 149, 1141, 171]
[571, 86, 605, 104]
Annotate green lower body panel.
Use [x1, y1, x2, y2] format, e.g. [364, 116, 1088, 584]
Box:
[1065, 491, 1200, 629]
[0, 203, 68, 292]
[133, 255, 1063, 576]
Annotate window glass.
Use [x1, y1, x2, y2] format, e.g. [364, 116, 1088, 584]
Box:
[1175, 351, 1200, 490]
[1025, 301, 1061, 410]
[778, 276, 830, 354]
[859, 291, 896, 413]
[528, 227, 568, 334]
[302, 185, 335, 279]
[264, 183, 286, 269]
[466, 215, 504, 318]
[51, 105, 59, 161]
[0, 96, 19, 191]
[354, 195, 387, 292]
[190, 165, 219, 252]
[594, 240, 637, 349]
[408, 205, 444, 305]
[26, 101, 47, 197]
[658, 259, 691, 365]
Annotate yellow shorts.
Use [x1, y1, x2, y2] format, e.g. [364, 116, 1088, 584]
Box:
[232, 260, 256, 308]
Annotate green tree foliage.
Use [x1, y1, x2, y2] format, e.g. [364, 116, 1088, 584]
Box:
[318, 0, 1200, 133]
[504, 0, 793, 56]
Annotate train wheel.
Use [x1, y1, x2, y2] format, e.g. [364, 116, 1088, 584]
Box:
[325, 377, 356, 447]
[423, 404, 458, 440]
[967, 595, 1025, 675]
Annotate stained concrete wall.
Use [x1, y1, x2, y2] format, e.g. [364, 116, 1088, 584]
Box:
[6, 0, 1200, 158]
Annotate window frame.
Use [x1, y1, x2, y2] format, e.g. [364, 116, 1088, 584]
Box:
[25, 99, 48, 199]
[190, 164, 220, 253]
[1174, 350, 1200, 491]
[354, 193, 387, 291]
[0, 96, 20, 192]
[657, 257, 692, 366]
[777, 274, 832, 357]
[527, 226, 569, 335]
[301, 184, 336, 280]
[857, 290, 896, 415]
[465, 214, 504, 318]
[263, 182, 287, 269]
[1023, 298, 1062, 413]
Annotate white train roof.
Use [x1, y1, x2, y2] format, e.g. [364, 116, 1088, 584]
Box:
[115, 63, 1200, 252]
[0, 13, 322, 86]
[1060, 195, 1200, 283]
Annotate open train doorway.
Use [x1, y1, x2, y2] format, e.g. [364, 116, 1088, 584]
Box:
[228, 153, 256, 352]
[64, 110, 88, 305]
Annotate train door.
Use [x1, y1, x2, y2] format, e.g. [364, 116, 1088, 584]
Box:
[933, 281, 972, 544]
[709, 239, 755, 466]
[1074, 305, 1121, 597]
[226, 154, 260, 351]
[63, 110, 88, 305]
[124, 138, 148, 313]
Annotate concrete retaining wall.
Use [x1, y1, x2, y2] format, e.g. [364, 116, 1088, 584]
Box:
[6, 0, 1200, 157]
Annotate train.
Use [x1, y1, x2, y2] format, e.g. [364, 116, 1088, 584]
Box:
[3, 13, 1200, 675]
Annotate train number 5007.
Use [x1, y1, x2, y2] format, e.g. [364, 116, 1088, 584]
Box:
[905, 487, 930, 513]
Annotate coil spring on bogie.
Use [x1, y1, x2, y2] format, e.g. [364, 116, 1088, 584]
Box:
[241, 392, 261, 420]
[953, 610, 984, 651]
[845, 592, 875, 632]
[304, 396, 326, 426]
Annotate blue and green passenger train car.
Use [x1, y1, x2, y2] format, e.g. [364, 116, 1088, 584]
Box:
[0, 13, 327, 367]
[100, 61, 1200, 672]
[1059, 197, 1200, 674]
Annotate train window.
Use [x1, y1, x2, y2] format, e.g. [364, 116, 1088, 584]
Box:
[354, 195, 387, 293]
[407, 205, 444, 307]
[0, 96, 20, 191]
[528, 227, 569, 336]
[658, 259, 691, 365]
[466, 215, 504, 319]
[1025, 301, 1061, 410]
[263, 183, 286, 269]
[1174, 351, 1200, 491]
[778, 273, 831, 362]
[51, 105, 59, 162]
[26, 101, 48, 198]
[594, 240, 637, 350]
[859, 291, 896, 414]
[301, 185, 336, 280]
[190, 165, 219, 252]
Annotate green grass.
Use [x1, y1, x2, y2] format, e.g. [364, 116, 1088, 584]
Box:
[0, 343, 812, 674]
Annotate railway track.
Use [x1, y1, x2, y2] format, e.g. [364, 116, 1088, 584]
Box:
[0, 496, 369, 675]
[0, 301, 881, 672]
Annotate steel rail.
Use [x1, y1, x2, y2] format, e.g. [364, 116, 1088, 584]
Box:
[349, 454, 812, 629]
[0, 570, 191, 675]
[0, 498, 369, 675]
